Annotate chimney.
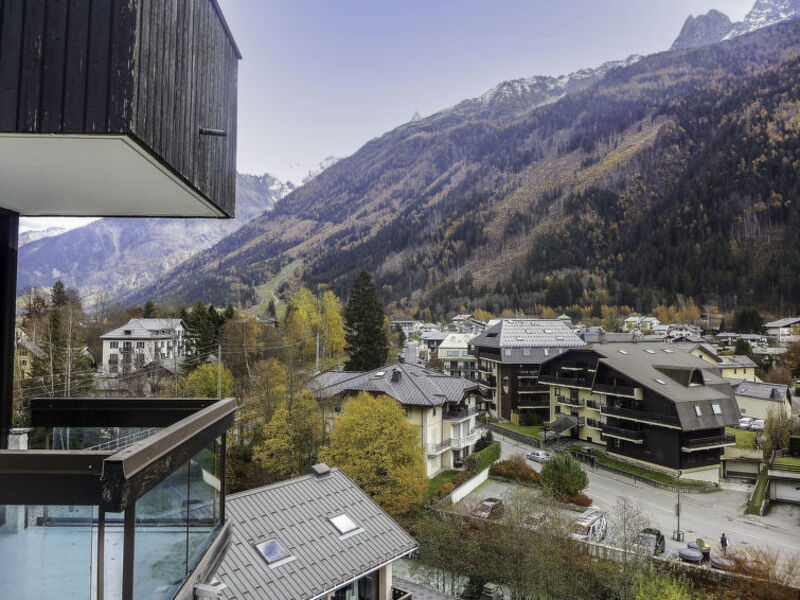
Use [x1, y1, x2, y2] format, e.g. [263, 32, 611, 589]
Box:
[397, 353, 405, 364]
[391, 368, 401, 383]
[309, 463, 331, 477]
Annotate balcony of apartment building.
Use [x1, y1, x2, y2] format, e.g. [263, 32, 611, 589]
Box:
[585, 417, 604, 429]
[516, 398, 551, 409]
[442, 405, 479, 421]
[681, 433, 736, 452]
[601, 422, 645, 444]
[425, 439, 452, 457]
[601, 401, 681, 429]
[517, 379, 550, 393]
[450, 430, 480, 451]
[0, 397, 236, 600]
[478, 374, 497, 390]
[585, 399, 602, 411]
[538, 372, 592, 389]
[592, 380, 644, 400]
[556, 391, 585, 408]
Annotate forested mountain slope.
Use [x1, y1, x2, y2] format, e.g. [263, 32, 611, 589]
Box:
[134, 20, 800, 315]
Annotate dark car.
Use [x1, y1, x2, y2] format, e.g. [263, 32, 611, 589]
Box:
[636, 528, 666, 555]
[471, 497, 503, 520]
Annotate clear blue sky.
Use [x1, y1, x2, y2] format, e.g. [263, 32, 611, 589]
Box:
[217, 0, 752, 183]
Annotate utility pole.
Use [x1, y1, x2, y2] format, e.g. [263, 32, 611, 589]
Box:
[217, 343, 222, 399]
[241, 320, 252, 389]
[315, 332, 320, 373]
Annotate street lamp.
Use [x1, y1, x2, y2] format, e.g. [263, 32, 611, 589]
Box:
[674, 469, 684, 542]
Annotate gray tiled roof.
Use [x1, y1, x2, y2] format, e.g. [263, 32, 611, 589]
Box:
[310, 363, 475, 407]
[717, 355, 757, 369]
[100, 318, 183, 340]
[470, 319, 584, 364]
[588, 343, 740, 430]
[217, 467, 418, 600]
[764, 317, 800, 328]
[392, 577, 460, 600]
[728, 379, 788, 402]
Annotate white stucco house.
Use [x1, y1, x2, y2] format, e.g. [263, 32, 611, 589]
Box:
[100, 318, 188, 375]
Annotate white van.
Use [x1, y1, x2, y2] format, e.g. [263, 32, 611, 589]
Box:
[570, 508, 608, 542]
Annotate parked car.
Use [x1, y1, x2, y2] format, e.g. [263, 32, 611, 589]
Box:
[525, 449, 552, 463]
[738, 417, 753, 429]
[750, 419, 765, 431]
[570, 508, 607, 542]
[471, 497, 503, 520]
[636, 528, 666, 555]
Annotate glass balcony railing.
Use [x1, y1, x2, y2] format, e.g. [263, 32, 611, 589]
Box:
[0, 397, 236, 600]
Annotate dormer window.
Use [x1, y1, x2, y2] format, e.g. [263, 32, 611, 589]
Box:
[694, 405, 702, 417]
[123, 330, 131, 336]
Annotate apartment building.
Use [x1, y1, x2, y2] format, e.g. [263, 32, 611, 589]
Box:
[539, 343, 740, 483]
[438, 332, 479, 380]
[101, 318, 188, 375]
[676, 341, 760, 381]
[0, 3, 241, 599]
[468, 319, 585, 423]
[216, 464, 417, 600]
[447, 314, 487, 334]
[311, 362, 480, 477]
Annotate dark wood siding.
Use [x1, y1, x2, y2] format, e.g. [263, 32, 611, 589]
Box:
[129, 0, 238, 217]
[0, 0, 237, 216]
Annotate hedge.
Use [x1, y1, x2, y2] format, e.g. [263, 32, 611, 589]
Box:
[790, 435, 800, 458]
[472, 442, 500, 473]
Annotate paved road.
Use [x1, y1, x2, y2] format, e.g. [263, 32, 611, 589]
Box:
[487, 429, 800, 561]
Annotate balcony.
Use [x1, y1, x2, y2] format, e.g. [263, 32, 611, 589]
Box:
[0, 397, 236, 600]
[538, 374, 591, 389]
[593, 383, 643, 399]
[451, 430, 481, 450]
[425, 439, 452, 457]
[601, 424, 644, 443]
[478, 364, 494, 373]
[517, 382, 550, 393]
[602, 405, 681, 428]
[516, 399, 551, 409]
[586, 418, 603, 429]
[681, 434, 736, 452]
[577, 416, 586, 426]
[557, 395, 585, 407]
[586, 400, 602, 410]
[443, 406, 479, 420]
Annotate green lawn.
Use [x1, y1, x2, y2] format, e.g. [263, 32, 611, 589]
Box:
[774, 456, 800, 468]
[489, 418, 545, 439]
[425, 470, 459, 500]
[747, 467, 769, 514]
[727, 427, 757, 450]
[591, 450, 708, 488]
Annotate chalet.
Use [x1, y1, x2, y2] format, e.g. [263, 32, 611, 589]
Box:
[437, 332, 479, 380]
[447, 314, 487, 334]
[728, 380, 790, 420]
[468, 319, 585, 423]
[539, 343, 739, 483]
[622, 316, 661, 333]
[101, 318, 188, 375]
[0, 2, 241, 599]
[215, 464, 418, 600]
[310, 363, 479, 477]
[764, 317, 800, 345]
[676, 342, 760, 382]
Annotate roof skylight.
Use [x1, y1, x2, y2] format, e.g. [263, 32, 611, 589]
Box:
[618, 350, 629, 355]
[712, 404, 722, 415]
[255, 539, 293, 566]
[694, 405, 702, 417]
[662, 349, 674, 353]
[329, 514, 359, 535]
[655, 378, 666, 385]
[645, 349, 656, 354]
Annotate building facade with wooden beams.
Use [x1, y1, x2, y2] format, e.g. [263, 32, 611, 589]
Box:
[0, 2, 240, 599]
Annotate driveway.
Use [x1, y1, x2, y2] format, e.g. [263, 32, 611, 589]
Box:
[488, 429, 800, 560]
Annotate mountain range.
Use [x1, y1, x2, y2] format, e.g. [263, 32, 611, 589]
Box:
[19, 0, 800, 317]
[671, 0, 800, 49]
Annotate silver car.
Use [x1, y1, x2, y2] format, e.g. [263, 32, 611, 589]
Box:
[525, 449, 552, 462]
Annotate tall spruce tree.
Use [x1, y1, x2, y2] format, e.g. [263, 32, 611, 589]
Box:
[344, 271, 388, 370]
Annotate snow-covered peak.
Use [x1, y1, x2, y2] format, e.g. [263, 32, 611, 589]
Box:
[300, 156, 341, 185]
[724, 0, 800, 39]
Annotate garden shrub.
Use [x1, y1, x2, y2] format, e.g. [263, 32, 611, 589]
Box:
[489, 455, 540, 483]
[563, 493, 592, 507]
[438, 482, 455, 497]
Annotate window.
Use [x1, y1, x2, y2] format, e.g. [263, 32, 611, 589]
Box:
[255, 539, 293, 566]
[504, 349, 511, 356]
[136, 341, 145, 349]
[110, 341, 118, 349]
[123, 330, 131, 336]
[523, 348, 531, 356]
[447, 351, 458, 357]
[433, 408, 436, 416]
[694, 405, 702, 417]
[618, 350, 628, 355]
[654, 378, 666, 385]
[712, 404, 721, 415]
[741, 408, 746, 414]
[329, 514, 361, 538]
[543, 348, 549, 356]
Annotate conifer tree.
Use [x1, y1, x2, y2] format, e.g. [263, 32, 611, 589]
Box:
[343, 271, 388, 371]
[51, 280, 68, 307]
[142, 300, 157, 318]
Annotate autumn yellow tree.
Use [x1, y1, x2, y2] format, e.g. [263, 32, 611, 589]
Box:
[180, 363, 234, 398]
[473, 308, 492, 323]
[320, 392, 426, 519]
[253, 389, 325, 481]
[319, 290, 346, 363]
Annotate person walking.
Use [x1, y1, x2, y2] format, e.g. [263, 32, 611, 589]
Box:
[720, 533, 728, 555]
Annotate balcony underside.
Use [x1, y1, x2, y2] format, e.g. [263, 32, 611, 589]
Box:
[0, 134, 226, 217]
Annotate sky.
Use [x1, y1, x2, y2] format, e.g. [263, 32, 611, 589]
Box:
[21, 0, 752, 233]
